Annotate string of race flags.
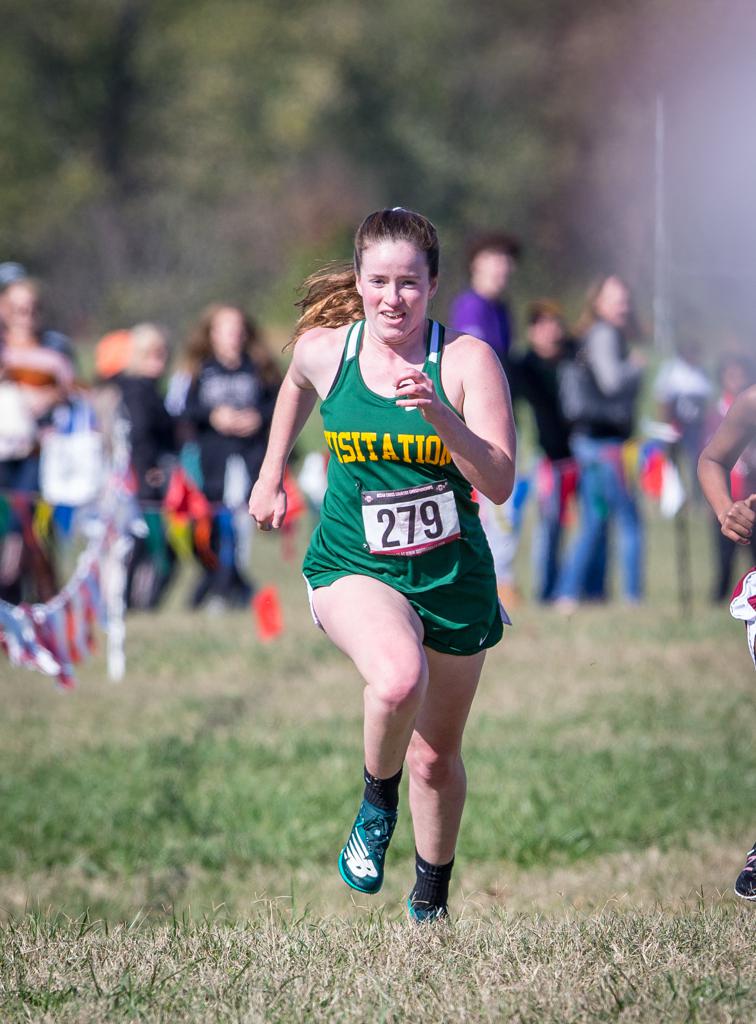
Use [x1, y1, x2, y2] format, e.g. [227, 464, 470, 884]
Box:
[0, 469, 136, 689]
[0, 453, 312, 688]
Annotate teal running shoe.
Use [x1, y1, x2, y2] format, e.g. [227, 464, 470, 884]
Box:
[407, 891, 449, 923]
[338, 799, 397, 894]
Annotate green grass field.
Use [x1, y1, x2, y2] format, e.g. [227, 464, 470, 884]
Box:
[1, 506, 755, 1021]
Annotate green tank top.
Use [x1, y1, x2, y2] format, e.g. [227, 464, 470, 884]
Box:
[302, 319, 495, 594]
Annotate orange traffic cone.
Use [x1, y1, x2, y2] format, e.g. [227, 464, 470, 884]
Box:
[253, 585, 283, 641]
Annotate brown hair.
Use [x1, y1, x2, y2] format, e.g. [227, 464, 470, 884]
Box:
[573, 274, 640, 340]
[185, 304, 281, 386]
[466, 232, 522, 272]
[527, 298, 564, 326]
[292, 208, 440, 342]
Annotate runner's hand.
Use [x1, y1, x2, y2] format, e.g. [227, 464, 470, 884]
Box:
[720, 494, 756, 544]
[394, 369, 444, 422]
[248, 477, 287, 531]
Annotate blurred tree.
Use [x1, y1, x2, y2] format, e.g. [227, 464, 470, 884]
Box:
[0, 0, 753, 350]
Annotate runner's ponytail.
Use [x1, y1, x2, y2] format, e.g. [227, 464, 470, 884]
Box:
[292, 262, 362, 343]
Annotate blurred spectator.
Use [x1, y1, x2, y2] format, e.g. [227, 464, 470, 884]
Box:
[183, 304, 281, 609]
[0, 273, 74, 601]
[705, 352, 756, 601]
[0, 277, 74, 414]
[507, 300, 581, 602]
[116, 324, 179, 609]
[555, 275, 645, 611]
[653, 338, 713, 494]
[449, 232, 521, 362]
[0, 268, 75, 363]
[449, 232, 522, 606]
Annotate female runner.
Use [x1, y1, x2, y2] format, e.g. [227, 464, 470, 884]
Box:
[249, 208, 516, 920]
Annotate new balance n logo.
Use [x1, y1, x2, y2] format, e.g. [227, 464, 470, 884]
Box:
[343, 832, 378, 879]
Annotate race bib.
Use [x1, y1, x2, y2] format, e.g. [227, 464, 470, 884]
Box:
[361, 481, 460, 556]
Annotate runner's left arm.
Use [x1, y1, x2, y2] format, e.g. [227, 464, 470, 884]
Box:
[395, 339, 515, 504]
[698, 386, 756, 544]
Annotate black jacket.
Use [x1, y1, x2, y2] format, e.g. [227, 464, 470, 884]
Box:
[183, 355, 279, 501]
[117, 374, 177, 501]
[506, 343, 577, 462]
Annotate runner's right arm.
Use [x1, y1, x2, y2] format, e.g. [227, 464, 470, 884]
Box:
[248, 327, 341, 529]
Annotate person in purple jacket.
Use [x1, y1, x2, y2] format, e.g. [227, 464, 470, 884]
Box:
[449, 232, 522, 605]
[448, 233, 521, 364]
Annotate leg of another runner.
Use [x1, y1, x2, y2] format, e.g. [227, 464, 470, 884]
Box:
[311, 574, 428, 778]
[406, 648, 486, 865]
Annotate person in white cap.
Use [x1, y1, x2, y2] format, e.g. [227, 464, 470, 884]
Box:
[698, 382, 756, 900]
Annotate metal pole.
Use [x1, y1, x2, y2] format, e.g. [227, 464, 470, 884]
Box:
[653, 94, 672, 355]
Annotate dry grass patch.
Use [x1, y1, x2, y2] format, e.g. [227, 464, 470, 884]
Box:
[1, 906, 754, 1022]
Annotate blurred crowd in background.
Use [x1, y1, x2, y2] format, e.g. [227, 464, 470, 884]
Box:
[0, 240, 754, 620]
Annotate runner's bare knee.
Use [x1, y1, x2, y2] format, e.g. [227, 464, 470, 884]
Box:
[407, 735, 462, 790]
[365, 651, 428, 715]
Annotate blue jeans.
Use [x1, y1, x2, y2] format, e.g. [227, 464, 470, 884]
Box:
[0, 455, 40, 532]
[532, 458, 571, 602]
[556, 434, 643, 602]
[533, 457, 606, 602]
[0, 454, 40, 494]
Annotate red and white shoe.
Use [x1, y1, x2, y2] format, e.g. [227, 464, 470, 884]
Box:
[730, 567, 756, 671]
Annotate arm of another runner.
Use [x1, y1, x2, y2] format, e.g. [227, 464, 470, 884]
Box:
[395, 336, 516, 504]
[698, 385, 756, 545]
[248, 327, 337, 530]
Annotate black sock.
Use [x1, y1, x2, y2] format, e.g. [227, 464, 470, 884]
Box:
[410, 850, 454, 908]
[363, 765, 402, 813]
